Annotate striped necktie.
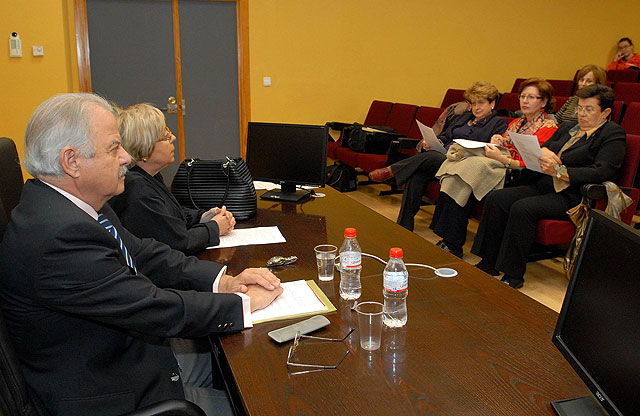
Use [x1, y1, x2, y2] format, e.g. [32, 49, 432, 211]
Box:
[97, 214, 138, 274]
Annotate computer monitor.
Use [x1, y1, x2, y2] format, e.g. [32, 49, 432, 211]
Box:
[246, 122, 328, 202]
[551, 210, 640, 416]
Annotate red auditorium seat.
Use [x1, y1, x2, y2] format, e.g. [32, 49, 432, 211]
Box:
[614, 82, 640, 103]
[384, 103, 418, 136]
[328, 100, 393, 159]
[612, 101, 625, 124]
[534, 133, 640, 247]
[554, 96, 570, 112]
[510, 78, 527, 93]
[621, 102, 640, 135]
[607, 69, 640, 84]
[547, 80, 574, 97]
[364, 100, 393, 126]
[406, 106, 443, 139]
[440, 89, 465, 109]
[496, 92, 520, 112]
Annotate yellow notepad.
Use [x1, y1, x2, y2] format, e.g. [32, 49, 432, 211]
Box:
[251, 280, 336, 324]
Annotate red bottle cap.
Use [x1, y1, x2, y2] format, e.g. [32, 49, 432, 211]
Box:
[389, 247, 403, 258]
[344, 228, 356, 238]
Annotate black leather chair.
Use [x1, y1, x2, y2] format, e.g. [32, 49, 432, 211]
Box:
[0, 138, 205, 415]
[0, 138, 24, 227]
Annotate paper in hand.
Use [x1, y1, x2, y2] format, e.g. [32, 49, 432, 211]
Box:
[508, 132, 543, 172]
[416, 120, 447, 154]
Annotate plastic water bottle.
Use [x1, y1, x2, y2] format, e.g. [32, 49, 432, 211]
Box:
[383, 247, 408, 327]
[339, 227, 362, 300]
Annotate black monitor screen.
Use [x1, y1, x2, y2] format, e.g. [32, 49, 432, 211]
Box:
[246, 122, 327, 202]
[552, 210, 640, 416]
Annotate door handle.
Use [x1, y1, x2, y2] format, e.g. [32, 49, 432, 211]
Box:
[160, 96, 186, 115]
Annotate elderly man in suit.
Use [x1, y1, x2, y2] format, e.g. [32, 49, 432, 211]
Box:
[0, 93, 282, 415]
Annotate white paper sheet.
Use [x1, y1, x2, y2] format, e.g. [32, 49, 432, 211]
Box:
[453, 139, 490, 149]
[207, 226, 285, 249]
[416, 120, 447, 154]
[508, 132, 543, 172]
[251, 280, 328, 323]
[253, 181, 280, 190]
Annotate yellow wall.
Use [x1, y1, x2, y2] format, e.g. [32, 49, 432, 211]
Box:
[248, 0, 640, 124]
[1, 0, 78, 177]
[3, 0, 639, 169]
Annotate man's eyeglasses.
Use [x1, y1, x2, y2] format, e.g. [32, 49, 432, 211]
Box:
[286, 327, 354, 374]
[519, 94, 542, 101]
[574, 106, 599, 115]
[159, 126, 173, 142]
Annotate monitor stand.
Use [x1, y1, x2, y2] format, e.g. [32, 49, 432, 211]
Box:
[551, 396, 609, 416]
[260, 183, 310, 203]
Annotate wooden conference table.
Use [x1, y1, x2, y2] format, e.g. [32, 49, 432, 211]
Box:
[199, 186, 590, 415]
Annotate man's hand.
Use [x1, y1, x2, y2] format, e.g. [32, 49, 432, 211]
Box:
[213, 206, 235, 236]
[246, 284, 284, 312]
[219, 268, 281, 293]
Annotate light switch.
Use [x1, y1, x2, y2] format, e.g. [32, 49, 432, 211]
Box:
[263, 77, 272, 87]
[32, 46, 44, 56]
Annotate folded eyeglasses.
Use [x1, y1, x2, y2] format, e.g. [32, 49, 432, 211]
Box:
[286, 327, 354, 374]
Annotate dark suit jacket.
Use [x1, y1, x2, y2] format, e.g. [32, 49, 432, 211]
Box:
[0, 179, 243, 415]
[110, 165, 220, 255]
[523, 120, 627, 194]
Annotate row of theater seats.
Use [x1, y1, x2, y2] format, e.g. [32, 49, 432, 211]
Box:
[328, 88, 640, 255]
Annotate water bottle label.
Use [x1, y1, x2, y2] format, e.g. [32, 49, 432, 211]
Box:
[384, 271, 408, 292]
[340, 251, 361, 269]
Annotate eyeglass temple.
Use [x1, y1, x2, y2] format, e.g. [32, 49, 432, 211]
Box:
[298, 327, 355, 342]
[287, 348, 350, 369]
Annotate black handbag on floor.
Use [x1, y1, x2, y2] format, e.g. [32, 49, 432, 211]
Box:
[171, 157, 257, 220]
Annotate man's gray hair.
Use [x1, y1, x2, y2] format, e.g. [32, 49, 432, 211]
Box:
[23, 93, 116, 177]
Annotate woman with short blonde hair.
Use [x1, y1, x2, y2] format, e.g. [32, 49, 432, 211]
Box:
[110, 103, 235, 255]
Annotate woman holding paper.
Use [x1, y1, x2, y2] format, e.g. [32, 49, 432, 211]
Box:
[110, 103, 235, 255]
[472, 84, 625, 288]
[429, 78, 558, 258]
[369, 81, 508, 231]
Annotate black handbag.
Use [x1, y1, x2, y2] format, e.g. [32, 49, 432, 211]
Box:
[342, 123, 398, 154]
[171, 157, 257, 220]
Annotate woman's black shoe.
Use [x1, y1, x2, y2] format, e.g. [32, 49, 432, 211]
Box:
[500, 275, 524, 289]
[474, 260, 500, 276]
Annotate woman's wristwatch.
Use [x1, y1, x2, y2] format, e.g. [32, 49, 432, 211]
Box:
[555, 164, 567, 178]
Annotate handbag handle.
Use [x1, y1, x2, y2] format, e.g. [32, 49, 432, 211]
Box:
[185, 157, 235, 209]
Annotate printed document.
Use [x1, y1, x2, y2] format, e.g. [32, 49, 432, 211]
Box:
[508, 132, 543, 172]
[416, 120, 447, 154]
[207, 226, 285, 249]
[251, 280, 335, 324]
[453, 139, 490, 149]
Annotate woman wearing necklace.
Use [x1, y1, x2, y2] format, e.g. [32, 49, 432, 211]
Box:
[368, 81, 508, 231]
[429, 78, 558, 258]
[472, 84, 626, 289]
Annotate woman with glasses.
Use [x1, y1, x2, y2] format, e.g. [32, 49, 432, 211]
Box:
[555, 65, 607, 125]
[368, 81, 508, 232]
[428, 78, 558, 258]
[110, 103, 235, 255]
[472, 84, 626, 288]
[607, 37, 640, 71]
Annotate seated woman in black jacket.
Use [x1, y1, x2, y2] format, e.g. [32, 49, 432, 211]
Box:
[472, 84, 626, 288]
[110, 103, 235, 254]
[368, 81, 508, 231]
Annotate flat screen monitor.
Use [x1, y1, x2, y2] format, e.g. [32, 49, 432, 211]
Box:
[551, 210, 640, 416]
[246, 122, 328, 202]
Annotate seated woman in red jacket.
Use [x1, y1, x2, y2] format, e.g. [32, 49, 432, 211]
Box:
[607, 37, 640, 70]
[430, 78, 558, 258]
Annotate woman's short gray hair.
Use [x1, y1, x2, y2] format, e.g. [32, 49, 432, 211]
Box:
[23, 93, 115, 177]
[116, 104, 165, 164]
